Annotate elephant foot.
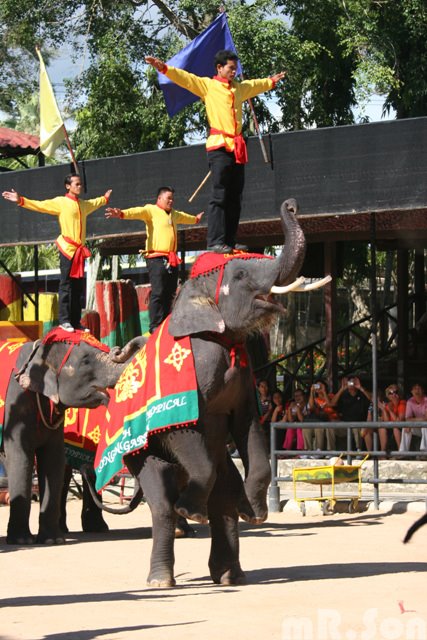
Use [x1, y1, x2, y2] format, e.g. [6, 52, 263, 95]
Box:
[175, 516, 196, 538]
[146, 573, 176, 588]
[6, 533, 35, 545]
[237, 493, 268, 525]
[211, 565, 247, 586]
[36, 531, 66, 545]
[238, 510, 268, 525]
[82, 510, 109, 533]
[174, 499, 208, 525]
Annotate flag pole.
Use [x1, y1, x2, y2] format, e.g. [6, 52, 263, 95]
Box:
[247, 97, 270, 164]
[61, 124, 80, 175]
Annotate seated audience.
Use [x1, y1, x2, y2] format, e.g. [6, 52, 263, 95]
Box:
[306, 380, 339, 455]
[382, 384, 406, 450]
[282, 388, 307, 453]
[399, 382, 427, 454]
[331, 375, 371, 451]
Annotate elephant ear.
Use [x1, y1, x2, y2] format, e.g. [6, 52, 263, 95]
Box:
[17, 343, 60, 404]
[169, 283, 225, 338]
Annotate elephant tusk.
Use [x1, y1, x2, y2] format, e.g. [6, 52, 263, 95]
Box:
[292, 275, 332, 292]
[270, 275, 332, 295]
[270, 276, 306, 294]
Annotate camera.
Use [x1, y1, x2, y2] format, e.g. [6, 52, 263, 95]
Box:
[291, 407, 298, 415]
[347, 380, 355, 387]
[314, 383, 321, 390]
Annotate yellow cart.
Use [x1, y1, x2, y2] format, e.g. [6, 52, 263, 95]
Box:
[292, 455, 369, 515]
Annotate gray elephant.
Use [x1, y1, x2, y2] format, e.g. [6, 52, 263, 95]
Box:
[2, 332, 146, 545]
[89, 198, 311, 587]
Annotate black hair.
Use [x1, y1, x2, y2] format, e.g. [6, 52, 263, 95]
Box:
[157, 186, 175, 198]
[214, 49, 238, 70]
[64, 173, 80, 188]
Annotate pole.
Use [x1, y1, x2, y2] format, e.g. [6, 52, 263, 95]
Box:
[62, 125, 79, 175]
[188, 170, 211, 202]
[247, 97, 270, 164]
[370, 212, 379, 509]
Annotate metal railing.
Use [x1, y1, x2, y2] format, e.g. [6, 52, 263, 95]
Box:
[269, 420, 427, 512]
[255, 301, 411, 393]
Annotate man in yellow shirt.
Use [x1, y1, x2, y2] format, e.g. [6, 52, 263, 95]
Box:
[106, 186, 203, 333]
[146, 50, 285, 253]
[2, 174, 111, 332]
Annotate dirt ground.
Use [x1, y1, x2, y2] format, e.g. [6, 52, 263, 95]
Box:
[1, 495, 427, 640]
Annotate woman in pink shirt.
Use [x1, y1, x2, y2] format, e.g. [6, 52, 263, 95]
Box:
[399, 382, 427, 453]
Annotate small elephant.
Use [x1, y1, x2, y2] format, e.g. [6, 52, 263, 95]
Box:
[2, 331, 146, 545]
[91, 199, 313, 586]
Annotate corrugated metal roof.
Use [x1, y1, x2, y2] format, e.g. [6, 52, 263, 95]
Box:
[0, 126, 40, 157]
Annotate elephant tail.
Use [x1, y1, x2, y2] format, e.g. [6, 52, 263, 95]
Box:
[80, 465, 143, 514]
[403, 511, 427, 543]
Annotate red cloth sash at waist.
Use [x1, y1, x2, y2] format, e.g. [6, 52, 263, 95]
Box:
[145, 251, 181, 267]
[61, 236, 91, 278]
[210, 128, 248, 164]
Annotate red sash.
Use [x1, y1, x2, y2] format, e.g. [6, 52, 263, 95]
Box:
[62, 236, 91, 278]
[210, 128, 248, 164]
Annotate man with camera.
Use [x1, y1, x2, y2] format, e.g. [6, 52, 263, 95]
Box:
[331, 375, 372, 452]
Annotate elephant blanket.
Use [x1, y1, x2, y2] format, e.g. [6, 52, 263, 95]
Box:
[64, 404, 108, 469]
[0, 341, 26, 446]
[94, 317, 198, 491]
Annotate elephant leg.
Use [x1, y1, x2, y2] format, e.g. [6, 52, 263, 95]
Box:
[207, 462, 246, 586]
[134, 455, 180, 587]
[4, 431, 35, 545]
[35, 432, 66, 544]
[233, 418, 270, 524]
[165, 428, 217, 524]
[60, 464, 73, 533]
[81, 469, 109, 533]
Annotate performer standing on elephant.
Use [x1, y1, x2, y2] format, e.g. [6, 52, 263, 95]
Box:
[145, 50, 285, 253]
[2, 175, 111, 333]
[105, 186, 203, 333]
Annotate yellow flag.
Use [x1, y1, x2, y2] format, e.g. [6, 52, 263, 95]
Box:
[36, 48, 65, 157]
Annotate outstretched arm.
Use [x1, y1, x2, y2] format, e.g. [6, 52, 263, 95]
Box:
[105, 207, 123, 219]
[2, 189, 20, 203]
[145, 56, 166, 72]
[271, 71, 286, 85]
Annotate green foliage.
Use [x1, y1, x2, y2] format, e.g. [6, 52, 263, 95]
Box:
[2, 0, 427, 161]
[0, 244, 59, 273]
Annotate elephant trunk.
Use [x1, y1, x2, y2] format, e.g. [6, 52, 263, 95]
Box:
[272, 198, 306, 287]
[108, 336, 147, 363]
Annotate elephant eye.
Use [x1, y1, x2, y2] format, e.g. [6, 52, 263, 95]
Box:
[234, 268, 247, 281]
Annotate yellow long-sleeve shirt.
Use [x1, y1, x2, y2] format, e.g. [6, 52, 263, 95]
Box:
[163, 66, 274, 152]
[18, 193, 107, 258]
[120, 204, 197, 253]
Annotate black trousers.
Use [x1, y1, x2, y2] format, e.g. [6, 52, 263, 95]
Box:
[59, 252, 84, 327]
[146, 257, 178, 333]
[207, 147, 245, 248]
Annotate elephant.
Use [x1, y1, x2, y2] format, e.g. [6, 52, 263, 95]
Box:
[88, 198, 315, 587]
[2, 331, 146, 545]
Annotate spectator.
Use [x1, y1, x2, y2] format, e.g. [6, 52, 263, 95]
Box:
[271, 389, 285, 423]
[362, 390, 388, 453]
[399, 382, 427, 454]
[382, 384, 406, 450]
[331, 375, 371, 452]
[306, 380, 339, 455]
[282, 388, 306, 454]
[257, 379, 272, 445]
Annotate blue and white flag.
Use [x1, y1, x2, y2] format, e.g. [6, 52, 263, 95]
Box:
[158, 13, 242, 117]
